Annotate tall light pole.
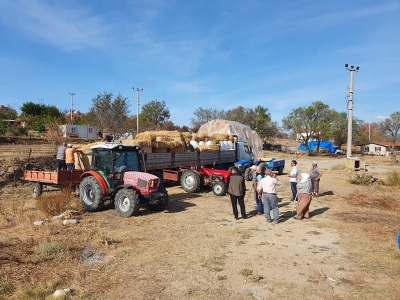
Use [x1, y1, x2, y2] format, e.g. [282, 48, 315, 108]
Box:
[69, 92, 76, 125]
[133, 87, 143, 135]
[344, 64, 359, 158]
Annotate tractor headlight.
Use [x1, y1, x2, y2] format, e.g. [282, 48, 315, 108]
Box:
[148, 179, 160, 188]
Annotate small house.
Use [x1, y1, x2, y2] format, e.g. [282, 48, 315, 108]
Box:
[361, 143, 388, 156]
[59, 124, 99, 139]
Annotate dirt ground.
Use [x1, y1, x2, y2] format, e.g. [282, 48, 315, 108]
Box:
[0, 141, 399, 300]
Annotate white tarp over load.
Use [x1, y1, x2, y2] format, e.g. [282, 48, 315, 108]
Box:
[197, 119, 265, 158]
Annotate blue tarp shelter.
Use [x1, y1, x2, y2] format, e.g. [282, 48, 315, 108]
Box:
[298, 141, 337, 153]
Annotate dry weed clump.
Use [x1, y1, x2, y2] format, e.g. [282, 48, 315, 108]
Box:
[36, 189, 83, 217]
[331, 163, 346, 170]
[381, 171, 400, 187]
[349, 173, 377, 185]
[34, 241, 68, 262]
[345, 189, 399, 212]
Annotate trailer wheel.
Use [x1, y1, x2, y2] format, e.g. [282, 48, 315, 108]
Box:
[148, 186, 169, 211]
[180, 170, 201, 193]
[30, 183, 42, 200]
[115, 188, 139, 217]
[79, 176, 104, 212]
[244, 167, 253, 181]
[212, 181, 226, 196]
[278, 166, 284, 175]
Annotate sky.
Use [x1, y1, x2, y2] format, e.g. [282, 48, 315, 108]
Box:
[0, 0, 399, 128]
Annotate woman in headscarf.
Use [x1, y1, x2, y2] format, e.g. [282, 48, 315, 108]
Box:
[294, 173, 313, 220]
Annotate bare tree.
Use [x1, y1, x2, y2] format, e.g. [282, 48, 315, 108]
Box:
[379, 111, 400, 165]
[89, 92, 130, 139]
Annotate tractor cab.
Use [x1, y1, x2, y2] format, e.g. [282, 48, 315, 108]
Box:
[90, 143, 143, 192]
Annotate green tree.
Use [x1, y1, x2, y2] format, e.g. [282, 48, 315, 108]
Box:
[282, 101, 334, 155]
[0, 119, 6, 135]
[0, 105, 18, 120]
[379, 111, 400, 165]
[20, 102, 63, 133]
[140, 100, 170, 127]
[89, 92, 130, 139]
[251, 106, 278, 139]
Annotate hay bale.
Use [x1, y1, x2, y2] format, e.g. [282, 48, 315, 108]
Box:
[142, 146, 152, 153]
[196, 144, 220, 152]
[181, 132, 192, 140]
[211, 133, 230, 141]
[174, 146, 186, 153]
[122, 139, 151, 148]
[135, 132, 156, 141]
[74, 152, 91, 171]
[193, 133, 208, 142]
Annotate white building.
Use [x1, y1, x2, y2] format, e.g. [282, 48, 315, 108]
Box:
[59, 124, 99, 139]
[361, 143, 388, 156]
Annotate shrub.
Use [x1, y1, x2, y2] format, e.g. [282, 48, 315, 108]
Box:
[349, 173, 376, 185]
[381, 171, 400, 187]
[35, 241, 68, 261]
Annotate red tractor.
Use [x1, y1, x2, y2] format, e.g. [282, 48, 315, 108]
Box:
[178, 167, 232, 196]
[79, 143, 168, 217]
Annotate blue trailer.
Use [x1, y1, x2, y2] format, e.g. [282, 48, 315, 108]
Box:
[235, 157, 285, 181]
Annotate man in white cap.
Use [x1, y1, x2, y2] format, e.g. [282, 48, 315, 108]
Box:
[257, 169, 281, 224]
[295, 173, 313, 220]
[65, 144, 77, 170]
[310, 161, 322, 196]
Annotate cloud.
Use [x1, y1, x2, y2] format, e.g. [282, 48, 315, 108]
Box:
[0, 0, 111, 51]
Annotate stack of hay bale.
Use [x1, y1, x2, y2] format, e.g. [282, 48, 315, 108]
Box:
[123, 131, 235, 153]
[70, 132, 235, 169]
[122, 131, 186, 153]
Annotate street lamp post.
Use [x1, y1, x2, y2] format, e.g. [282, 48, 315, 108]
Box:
[69, 92, 76, 125]
[344, 64, 359, 158]
[133, 87, 143, 135]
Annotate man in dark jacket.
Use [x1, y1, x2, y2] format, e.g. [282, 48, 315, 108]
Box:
[227, 166, 247, 220]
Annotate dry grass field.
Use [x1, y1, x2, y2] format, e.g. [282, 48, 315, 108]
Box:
[0, 139, 399, 300]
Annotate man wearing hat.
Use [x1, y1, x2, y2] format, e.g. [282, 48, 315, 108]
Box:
[310, 161, 323, 196]
[257, 169, 281, 224]
[65, 144, 77, 170]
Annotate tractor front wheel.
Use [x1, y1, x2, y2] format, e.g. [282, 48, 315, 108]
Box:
[115, 188, 140, 217]
[212, 181, 226, 196]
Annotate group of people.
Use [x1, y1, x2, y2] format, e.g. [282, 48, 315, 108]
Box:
[56, 131, 112, 171]
[56, 142, 82, 171]
[226, 160, 322, 223]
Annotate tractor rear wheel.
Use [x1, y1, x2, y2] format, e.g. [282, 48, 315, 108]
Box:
[244, 167, 253, 181]
[180, 170, 201, 193]
[115, 188, 140, 217]
[79, 176, 104, 212]
[212, 181, 226, 196]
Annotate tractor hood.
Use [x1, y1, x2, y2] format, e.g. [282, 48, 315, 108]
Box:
[123, 171, 160, 194]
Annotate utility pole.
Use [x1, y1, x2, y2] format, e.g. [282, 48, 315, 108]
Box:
[133, 87, 143, 135]
[344, 64, 359, 158]
[69, 92, 75, 125]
